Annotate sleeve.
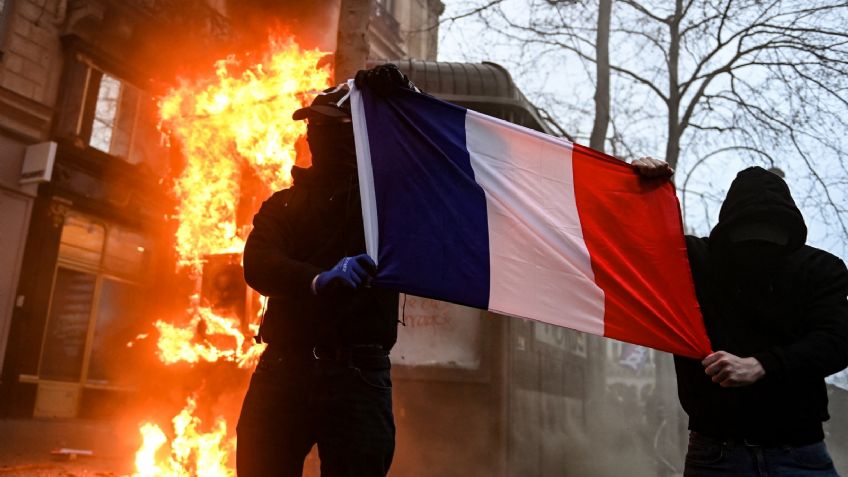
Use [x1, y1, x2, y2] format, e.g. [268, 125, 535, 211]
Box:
[753, 252, 848, 380]
[242, 189, 323, 298]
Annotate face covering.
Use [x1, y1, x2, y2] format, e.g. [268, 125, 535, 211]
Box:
[306, 122, 357, 177]
[723, 240, 787, 276]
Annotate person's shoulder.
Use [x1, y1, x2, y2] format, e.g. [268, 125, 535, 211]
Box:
[266, 167, 312, 202]
[263, 187, 295, 207]
[795, 244, 847, 269]
[255, 185, 298, 221]
[795, 244, 845, 267]
[792, 245, 848, 287]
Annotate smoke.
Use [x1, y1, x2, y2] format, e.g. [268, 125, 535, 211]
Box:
[107, 0, 340, 94]
[225, 0, 341, 52]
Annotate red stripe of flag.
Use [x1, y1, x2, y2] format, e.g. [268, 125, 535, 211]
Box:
[571, 144, 712, 359]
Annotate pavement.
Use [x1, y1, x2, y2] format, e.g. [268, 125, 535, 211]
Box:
[0, 419, 134, 476]
[1, 415, 846, 476]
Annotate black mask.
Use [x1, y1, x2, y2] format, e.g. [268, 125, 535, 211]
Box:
[306, 122, 357, 178]
[722, 240, 787, 277]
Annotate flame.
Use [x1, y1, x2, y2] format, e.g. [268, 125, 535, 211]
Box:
[134, 35, 330, 475]
[134, 397, 236, 477]
[159, 35, 331, 270]
[153, 305, 266, 369]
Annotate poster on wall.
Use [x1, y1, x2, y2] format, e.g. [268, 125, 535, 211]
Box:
[393, 294, 484, 370]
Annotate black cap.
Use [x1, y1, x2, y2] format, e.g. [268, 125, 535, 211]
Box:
[292, 84, 351, 121]
[710, 166, 807, 250]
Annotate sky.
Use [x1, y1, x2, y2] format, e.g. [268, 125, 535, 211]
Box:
[435, 0, 847, 264]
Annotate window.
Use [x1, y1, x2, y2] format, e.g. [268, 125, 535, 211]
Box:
[39, 268, 97, 382]
[88, 72, 164, 166]
[90, 74, 123, 154]
[86, 278, 144, 385]
[56, 51, 170, 172]
[38, 212, 151, 388]
[374, 0, 401, 39]
[58, 214, 106, 268]
[103, 225, 148, 276]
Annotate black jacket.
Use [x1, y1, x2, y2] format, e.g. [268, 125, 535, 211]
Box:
[243, 166, 398, 352]
[675, 167, 848, 444]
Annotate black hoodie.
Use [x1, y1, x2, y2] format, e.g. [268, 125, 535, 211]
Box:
[676, 167, 848, 445]
[242, 123, 398, 352]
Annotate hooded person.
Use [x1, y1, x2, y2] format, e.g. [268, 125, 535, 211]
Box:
[633, 160, 848, 476]
[236, 65, 415, 477]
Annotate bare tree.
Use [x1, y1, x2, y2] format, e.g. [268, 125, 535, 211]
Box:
[446, 0, 614, 152]
[590, 0, 612, 152]
[444, 0, 848, 250]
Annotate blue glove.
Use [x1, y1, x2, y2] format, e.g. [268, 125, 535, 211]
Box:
[312, 254, 377, 296]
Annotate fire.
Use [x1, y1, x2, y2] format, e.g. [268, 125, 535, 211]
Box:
[159, 35, 331, 270]
[153, 303, 266, 369]
[134, 397, 236, 477]
[134, 35, 331, 475]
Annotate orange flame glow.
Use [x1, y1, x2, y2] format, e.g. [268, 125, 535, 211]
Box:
[135, 35, 330, 476]
[134, 397, 236, 477]
[159, 35, 331, 270]
[153, 304, 266, 369]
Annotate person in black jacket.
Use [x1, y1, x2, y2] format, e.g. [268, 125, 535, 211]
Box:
[633, 157, 848, 476]
[236, 68, 410, 476]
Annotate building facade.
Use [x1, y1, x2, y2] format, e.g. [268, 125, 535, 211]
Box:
[0, 0, 225, 418]
[0, 1, 698, 476]
[0, 0, 446, 419]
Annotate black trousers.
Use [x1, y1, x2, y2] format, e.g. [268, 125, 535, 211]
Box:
[236, 347, 395, 477]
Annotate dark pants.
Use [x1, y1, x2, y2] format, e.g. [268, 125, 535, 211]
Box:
[236, 347, 395, 477]
[685, 432, 839, 477]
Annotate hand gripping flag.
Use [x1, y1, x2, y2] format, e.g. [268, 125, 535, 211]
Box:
[349, 83, 712, 359]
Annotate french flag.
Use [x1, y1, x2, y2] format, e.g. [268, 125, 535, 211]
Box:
[349, 83, 711, 359]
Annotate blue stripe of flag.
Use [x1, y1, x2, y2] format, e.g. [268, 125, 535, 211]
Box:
[361, 87, 491, 308]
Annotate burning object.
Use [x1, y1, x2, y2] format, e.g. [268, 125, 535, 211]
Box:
[158, 35, 331, 270]
[132, 35, 331, 476]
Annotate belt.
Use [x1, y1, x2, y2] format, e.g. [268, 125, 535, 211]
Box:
[690, 431, 820, 448]
[312, 344, 387, 361]
[261, 344, 389, 369]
